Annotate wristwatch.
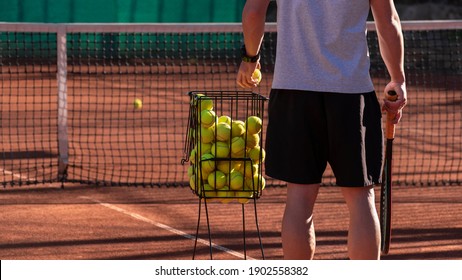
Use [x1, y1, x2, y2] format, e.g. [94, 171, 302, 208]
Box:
[241, 45, 260, 63]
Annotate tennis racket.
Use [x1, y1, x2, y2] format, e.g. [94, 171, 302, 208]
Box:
[380, 90, 398, 255]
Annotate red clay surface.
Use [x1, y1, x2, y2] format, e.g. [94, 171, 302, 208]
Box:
[1, 183, 461, 260]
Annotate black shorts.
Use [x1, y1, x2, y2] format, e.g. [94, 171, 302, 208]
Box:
[265, 89, 383, 187]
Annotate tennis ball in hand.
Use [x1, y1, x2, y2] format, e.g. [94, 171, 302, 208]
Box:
[246, 116, 262, 135]
[133, 98, 143, 109]
[252, 69, 262, 84]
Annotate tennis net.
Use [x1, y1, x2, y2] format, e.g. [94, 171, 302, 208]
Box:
[1, 21, 461, 187]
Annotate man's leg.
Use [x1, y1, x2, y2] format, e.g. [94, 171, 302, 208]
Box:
[341, 186, 381, 260]
[282, 183, 320, 259]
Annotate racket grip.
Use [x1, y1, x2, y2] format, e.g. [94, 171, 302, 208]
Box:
[385, 90, 398, 139]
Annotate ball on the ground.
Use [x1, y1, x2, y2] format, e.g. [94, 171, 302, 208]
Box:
[133, 98, 143, 109]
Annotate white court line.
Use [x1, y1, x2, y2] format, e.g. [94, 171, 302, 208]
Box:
[0, 168, 34, 181]
[79, 196, 253, 260]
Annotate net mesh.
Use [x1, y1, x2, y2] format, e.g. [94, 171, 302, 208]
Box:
[1, 22, 461, 187]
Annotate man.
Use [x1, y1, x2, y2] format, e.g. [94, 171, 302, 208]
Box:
[237, 0, 407, 260]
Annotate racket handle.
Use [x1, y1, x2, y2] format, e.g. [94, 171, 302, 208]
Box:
[385, 90, 398, 139]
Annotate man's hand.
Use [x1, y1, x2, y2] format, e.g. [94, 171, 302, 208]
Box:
[237, 61, 261, 88]
[382, 81, 407, 124]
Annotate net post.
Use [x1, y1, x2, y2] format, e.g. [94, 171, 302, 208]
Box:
[57, 26, 69, 182]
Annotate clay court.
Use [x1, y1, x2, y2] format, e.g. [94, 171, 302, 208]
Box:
[0, 183, 461, 260]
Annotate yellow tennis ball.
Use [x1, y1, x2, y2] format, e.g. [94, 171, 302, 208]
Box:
[208, 170, 227, 190]
[231, 120, 246, 138]
[216, 160, 235, 174]
[230, 136, 246, 156]
[133, 98, 143, 109]
[200, 126, 215, 144]
[245, 174, 266, 191]
[252, 69, 262, 84]
[216, 186, 232, 203]
[228, 170, 244, 191]
[246, 116, 262, 135]
[200, 153, 215, 173]
[240, 161, 259, 178]
[198, 95, 213, 111]
[211, 141, 230, 158]
[245, 133, 260, 149]
[216, 122, 232, 142]
[195, 142, 212, 156]
[248, 146, 266, 164]
[218, 115, 232, 125]
[200, 109, 216, 128]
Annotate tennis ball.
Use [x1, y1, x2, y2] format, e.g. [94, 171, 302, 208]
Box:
[189, 148, 197, 164]
[200, 153, 215, 173]
[252, 69, 262, 84]
[216, 160, 236, 174]
[246, 116, 262, 135]
[245, 174, 266, 191]
[189, 175, 197, 192]
[240, 161, 259, 178]
[245, 133, 260, 149]
[208, 170, 227, 190]
[230, 136, 246, 156]
[133, 98, 143, 109]
[211, 141, 230, 158]
[218, 115, 232, 125]
[187, 165, 194, 178]
[216, 186, 232, 203]
[248, 146, 266, 164]
[198, 95, 213, 111]
[200, 126, 215, 144]
[231, 120, 246, 138]
[195, 142, 212, 156]
[200, 109, 216, 128]
[229, 170, 244, 191]
[216, 122, 232, 142]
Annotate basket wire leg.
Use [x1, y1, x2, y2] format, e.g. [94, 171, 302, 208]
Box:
[242, 203, 247, 260]
[203, 198, 213, 259]
[193, 197, 214, 259]
[192, 197, 202, 260]
[253, 197, 265, 259]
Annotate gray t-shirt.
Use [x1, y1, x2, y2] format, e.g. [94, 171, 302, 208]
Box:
[272, 0, 375, 94]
